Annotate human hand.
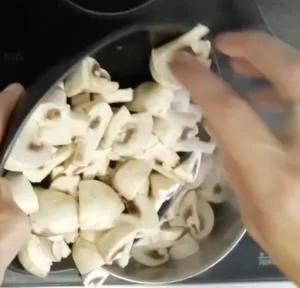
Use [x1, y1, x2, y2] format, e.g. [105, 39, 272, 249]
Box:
[0, 84, 30, 283]
[170, 32, 300, 285]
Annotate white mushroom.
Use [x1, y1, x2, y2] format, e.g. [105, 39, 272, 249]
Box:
[23, 143, 74, 183]
[112, 160, 152, 200]
[131, 240, 174, 267]
[73, 100, 100, 113]
[101, 105, 132, 149]
[112, 112, 153, 157]
[79, 180, 124, 230]
[30, 189, 79, 236]
[4, 173, 39, 215]
[152, 117, 183, 146]
[50, 175, 80, 199]
[68, 111, 89, 138]
[158, 227, 185, 242]
[52, 240, 71, 262]
[96, 222, 136, 264]
[18, 234, 53, 278]
[65, 57, 119, 97]
[151, 161, 184, 183]
[173, 152, 202, 183]
[64, 230, 79, 244]
[169, 233, 199, 260]
[93, 88, 133, 104]
[114, 238, 134, 268]
[81, 230, 109, 243]
[126, 82, 173, 117]
[163, 109, 200, 128]
[150, 24, 209, 90]
[72, 237, 105, 275]
[171, 89, 190, 112]
[70, 92, 91, 107]
[4, 157, 29, 172]
[82, 269, 109, 288]
[173, 138, 216, 154]
[8, 122, 53, 169]
[72, 102, 113, 166]
[137, 177, 149, 195]
[149, 173, 180, 211]
[50, 166, 65, 180]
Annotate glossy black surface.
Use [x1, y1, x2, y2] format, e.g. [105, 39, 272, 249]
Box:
[0, 0, 289, 284]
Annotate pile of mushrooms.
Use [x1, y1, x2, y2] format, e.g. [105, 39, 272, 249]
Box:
[3, 24, 229, 283]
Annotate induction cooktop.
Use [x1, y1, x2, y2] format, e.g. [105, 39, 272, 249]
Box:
[0, 0, 287, 285]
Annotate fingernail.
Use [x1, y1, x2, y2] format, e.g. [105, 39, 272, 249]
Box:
[171, 51, 195, 65]
[3, 83, 24, 95]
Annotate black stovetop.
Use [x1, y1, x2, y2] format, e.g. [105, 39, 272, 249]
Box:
[1, 0, 287, 285]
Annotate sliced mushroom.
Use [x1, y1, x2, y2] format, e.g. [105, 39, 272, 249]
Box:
[4, 173, 39, 215]
[112, 112, 153, 157]
[70, 92, 91, 107]
[169, 233, 199, 260]
[52, 240, 71, 262]
[72, 102, 113, 166]
[50, 166, 65, 181]
[73, 100, 100, 113]
[162, 109, 200, 128]
[48, 235, 65, 242]
[96, 222, 136, 264]
[171, 89, 190, 112]
[152, 117, 183, 146]
[4, 157, 29, 172]
[93, 88, 133, 104]
[72, 237, 105, 275]
[173, 138, 216, 154]
[68, 111, 89, 138]
[30, 189, 79, 236]
[50, 175, 80, 199]
[112, 160, 152, 200]
[191, 39, 211, 58]
[18, 234, 53, 278]
[181, 125, 199, 141]
[81, 230, 109, 243]
[149, 173, 180, 211]
[82, 268, 109, 288]
[151, 161, 184, 184]
[138, 177, 149, 195]
[178, 190, 201, 237]
[101, 105, 132, 149]
[173, 152, 202, 183]
[64, 230, 79, 244]
[8, 122, 53, 169]
[65, 57, 119, 97]
[79, 180, 124, 230]
[23, 143, 74, 183]
[126, 82, 173, 117]
[131, 240, 173, 267]
[150, 24, 209, 90]
[158, 227, 185, 242]
[114, 238, 134, 268]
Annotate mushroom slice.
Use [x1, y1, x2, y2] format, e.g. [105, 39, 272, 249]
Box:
[79, 180, 124, 230]
[72, 237, 105, 275]
[68, 111, 89, 138]
[113, 160, 152, 200]
[72, 102, 113, 166]
[173, 138, 216, 154]
[50, 175, 80, 199]
[50, 166, 65, 181]
[73, 100, 100, 113]
[65, 57, 119, 97]
[173, 152, 202, 183]
[119, 194, 160, 237]
[64, 230, 79, 244]
[48, 235, 65, 242]
[152, 117, 183, 146]
[158, 227, 185, 242]
[169, 233, 199, 260]
[149, 173, 180, 211]
[114, 238, 134, 268]
[150, 24, 209, 90]
[23, 144, 74, 183]
[151, 162, 184, 183]
[101, 105, 132, 149]
[52, 240, 71, 262]
[18, 234, 53, 278]
[4, 173, 39, 215]
[83, 269, 109, 288]
[30, 189, 79, 236]
[8, 122, 53, 169]
[178, 190, 201, 237]
[81, 230, 109, 243]
[96, 222, 136, 264]
[163, 109, 200, 128]
[171, 89, 190, 112]
[113, 112, 153, 157]
[126, 82, 173, 117]
[138, 177, 149, 195]
[93, 88, 133, 104]
[4, 157, 29, 172]
[70, 92, 91, 107]
[191, 39, 212, 58]
[131, 240, 173, 267]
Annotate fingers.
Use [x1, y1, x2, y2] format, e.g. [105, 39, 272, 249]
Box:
[216, 32, 300, 101]
[170, 51, 282, 166]
[0, 179, 30, 283]
[230, 58, 262, 78]
[0, 83, 24, 140]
